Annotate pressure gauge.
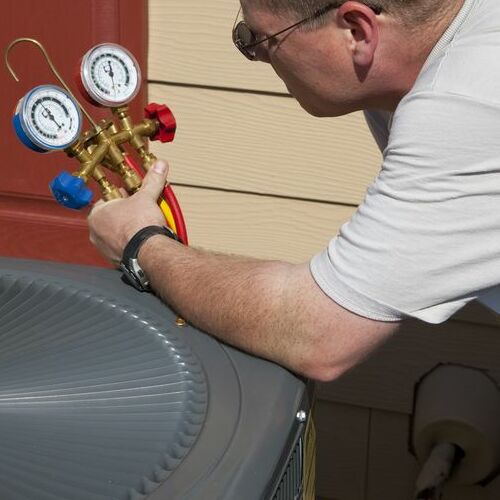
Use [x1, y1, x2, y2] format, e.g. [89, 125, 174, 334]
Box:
[13, 85, 83, 153]
[78, 43, 141, 107]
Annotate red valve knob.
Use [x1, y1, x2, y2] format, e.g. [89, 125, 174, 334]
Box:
[144, 103, 177, 143]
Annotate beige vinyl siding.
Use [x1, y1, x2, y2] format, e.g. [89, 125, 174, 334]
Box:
[167, 186, 354, 262]
[149, 1, 500, 498]
[149, 85, 381, 206]
[149, 0, 286, 93]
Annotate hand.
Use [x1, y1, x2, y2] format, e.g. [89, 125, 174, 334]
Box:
[88, 160, 170, 264]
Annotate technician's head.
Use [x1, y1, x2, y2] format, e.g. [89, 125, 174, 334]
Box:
[233, 0, 461, 116]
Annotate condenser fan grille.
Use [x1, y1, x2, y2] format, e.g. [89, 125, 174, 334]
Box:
[0, 275, 208, 500]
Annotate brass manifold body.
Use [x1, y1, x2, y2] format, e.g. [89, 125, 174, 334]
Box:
[68, 106, 161, 201]
[5, 37, 186, 324]
[4, 38, 176, 206]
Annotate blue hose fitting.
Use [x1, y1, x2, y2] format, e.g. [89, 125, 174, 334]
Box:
[49, 172, 93, 210]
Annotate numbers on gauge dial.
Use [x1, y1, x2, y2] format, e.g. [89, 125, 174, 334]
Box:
[25, 87, 81, 149]
[83, 44, 140, 105]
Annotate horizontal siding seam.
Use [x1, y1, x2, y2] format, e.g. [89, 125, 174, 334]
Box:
[148, 79, 292, 98]
[170, 182, 359, 208]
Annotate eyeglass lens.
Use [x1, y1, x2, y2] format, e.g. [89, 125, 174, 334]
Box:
[237, 22, 256, 45]
[233, 21, 256, 59]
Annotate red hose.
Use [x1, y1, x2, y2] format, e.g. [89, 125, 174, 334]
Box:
[123, 155, 188, 245]
[162, 184, 188, 245]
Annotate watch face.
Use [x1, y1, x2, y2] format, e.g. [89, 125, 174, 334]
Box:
[120, 260, 150, 292]
[120, 226, 174, 292]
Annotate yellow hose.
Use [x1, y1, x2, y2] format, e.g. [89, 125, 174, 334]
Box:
[159, 198, 177, 233]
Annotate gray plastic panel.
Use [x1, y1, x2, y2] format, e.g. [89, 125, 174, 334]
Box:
[0, 258, 308, 500]
[0, 272, 207, 500]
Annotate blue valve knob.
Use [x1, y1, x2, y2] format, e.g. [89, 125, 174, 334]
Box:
[49, 172, 93, 210]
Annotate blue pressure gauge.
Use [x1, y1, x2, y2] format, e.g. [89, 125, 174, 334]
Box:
[13, 85, 82, 153]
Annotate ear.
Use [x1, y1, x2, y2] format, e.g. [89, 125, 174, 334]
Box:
[337, 1, 379, 67]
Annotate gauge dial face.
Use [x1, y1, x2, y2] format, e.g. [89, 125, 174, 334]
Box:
[81, 43, 141, 106]
[21, 85, 82, 150]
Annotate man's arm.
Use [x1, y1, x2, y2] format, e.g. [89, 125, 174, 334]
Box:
[88, 161, 399, 381]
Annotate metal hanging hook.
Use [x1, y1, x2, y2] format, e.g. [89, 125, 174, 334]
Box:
[5, 37, 98, 129]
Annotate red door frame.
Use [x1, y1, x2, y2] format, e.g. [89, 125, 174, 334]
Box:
[0, 0, 148, 267]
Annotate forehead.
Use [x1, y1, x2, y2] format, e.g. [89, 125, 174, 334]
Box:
[240, 0, 292, 30]
[240, 0, 282, 15]
[239, 0, 255, 15]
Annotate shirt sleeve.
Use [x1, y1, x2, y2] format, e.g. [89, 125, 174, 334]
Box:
[311, 91, 500, 324]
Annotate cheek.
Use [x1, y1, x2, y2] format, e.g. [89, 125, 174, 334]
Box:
[271, 59, 314, 99]
[269, 55, 304, 93]
[270, 47, 320, 90]
[268, 61, 336, 116]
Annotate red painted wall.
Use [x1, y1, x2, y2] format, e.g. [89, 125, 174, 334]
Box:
[0, 0, 148, 266]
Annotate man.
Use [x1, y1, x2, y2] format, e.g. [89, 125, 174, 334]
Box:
[89, 0, 500, 381]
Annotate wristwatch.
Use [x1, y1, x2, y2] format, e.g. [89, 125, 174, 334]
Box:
[120, 225, 180, 292]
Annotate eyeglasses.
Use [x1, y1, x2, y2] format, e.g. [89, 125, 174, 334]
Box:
[232, 2, 382, 61]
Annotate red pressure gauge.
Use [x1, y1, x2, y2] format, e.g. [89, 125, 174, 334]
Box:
[77, 43, 141, 107]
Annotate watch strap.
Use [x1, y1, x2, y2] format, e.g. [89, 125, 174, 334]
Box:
[120, 225, 179, 291]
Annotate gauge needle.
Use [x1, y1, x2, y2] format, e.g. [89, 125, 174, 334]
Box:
[41, 103, 62, 130]
[105, 60, 117, 94]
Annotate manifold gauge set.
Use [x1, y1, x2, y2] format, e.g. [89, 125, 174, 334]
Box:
[7, 39, 188, 245]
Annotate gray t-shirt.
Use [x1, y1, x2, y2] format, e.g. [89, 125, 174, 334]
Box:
[310, 0, 500, 324]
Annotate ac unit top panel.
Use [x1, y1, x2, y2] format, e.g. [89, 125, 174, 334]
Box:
[0, 258, 307, 500]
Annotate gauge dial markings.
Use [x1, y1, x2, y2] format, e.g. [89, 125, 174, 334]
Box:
[81, 43, 140, 106]
[19, 86, 82, 150]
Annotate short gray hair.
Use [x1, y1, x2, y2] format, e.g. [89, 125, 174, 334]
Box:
[251, 0, 454, 26]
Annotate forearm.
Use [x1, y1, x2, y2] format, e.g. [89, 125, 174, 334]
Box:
[88, 161, 399, 381]
[139, 235, 318, 374]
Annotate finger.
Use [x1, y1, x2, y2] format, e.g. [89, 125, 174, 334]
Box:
[88, 199, 106, 218]
[138, 160, 169, 200]
[88, 196, 121, 219]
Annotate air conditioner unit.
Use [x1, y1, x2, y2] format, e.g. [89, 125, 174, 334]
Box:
[0, 258, 315, 500]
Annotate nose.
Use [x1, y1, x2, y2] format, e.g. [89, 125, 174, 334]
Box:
[254, 44, 271, 64]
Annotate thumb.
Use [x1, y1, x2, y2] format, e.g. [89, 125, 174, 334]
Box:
[139, 160, 170, 199]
